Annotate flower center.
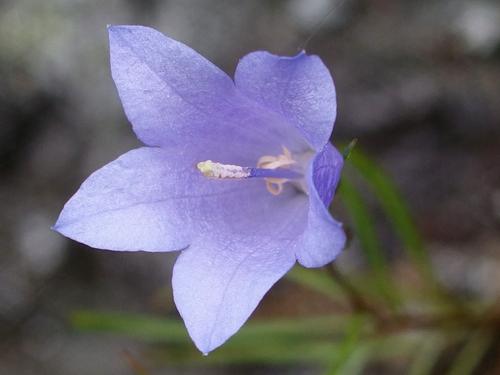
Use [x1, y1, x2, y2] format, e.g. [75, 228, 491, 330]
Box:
[196, 147, 303, 195]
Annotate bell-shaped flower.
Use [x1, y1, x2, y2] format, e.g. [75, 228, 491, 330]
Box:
[54, 25, 346, 354]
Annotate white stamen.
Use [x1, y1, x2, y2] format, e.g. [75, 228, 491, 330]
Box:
[197, 160, 250, 179]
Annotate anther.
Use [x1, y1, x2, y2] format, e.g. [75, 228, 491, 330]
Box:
[197, 160, 250, 179]
[257, 147, 297, 195]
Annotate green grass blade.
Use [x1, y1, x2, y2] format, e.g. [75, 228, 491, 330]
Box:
[72, 310, 190, 343]
[408, 335, 446, 375]
[71, 310, 364, 344]
[326, 315, 365, 375]
[447, 330, 494, 375]
[348, 150, 433, 281]
[204, 340, 339, 365]
[338, 177, 400, 307]
[71, 310, 372, 365]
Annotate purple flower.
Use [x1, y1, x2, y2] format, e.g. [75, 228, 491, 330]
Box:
[54, 25, 346, 354]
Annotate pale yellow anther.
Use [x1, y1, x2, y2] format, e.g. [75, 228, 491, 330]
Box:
[257, 146, 296, 195]
[197, 160, 214, 176]
[196, 160, 249, 179]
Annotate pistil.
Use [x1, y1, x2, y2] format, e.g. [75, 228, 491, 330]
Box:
[197, 147, 303, 195]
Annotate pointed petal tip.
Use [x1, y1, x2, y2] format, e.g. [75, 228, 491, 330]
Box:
[189, 333, 217, 356]
[107, 24, 120, 33]
[107, 24, 128, 30]
[194, 337, 221, 356]
[107, 24, 123, 40]
[107, 24, 131, 37]
[182, 315, 224, 355]
[50, 218, 73, 240]
[108, 24, 156, 34]
[107, 24, 146, 38]
[51, 217, 65, 234]
[173, 238, 297, 357]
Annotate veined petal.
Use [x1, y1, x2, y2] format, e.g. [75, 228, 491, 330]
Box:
[172, 233, 297, 354]
[108, 25, 307, 163]
[172, 177, 308, 354]
[53, 147, 193, 251]
[53, 147, 255, 251]
[234, 51, 337, 151]
[295, 144, 346, 267]
[311, 143, 344, 207]
[54, 146, 310, 252]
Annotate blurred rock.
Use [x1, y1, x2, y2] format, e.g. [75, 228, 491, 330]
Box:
[16, 212, 66, 277]
[431, 235, 500, 300]
[455, 1, 500, 56]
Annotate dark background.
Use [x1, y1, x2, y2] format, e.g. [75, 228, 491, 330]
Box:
[1, 0, 499, 374]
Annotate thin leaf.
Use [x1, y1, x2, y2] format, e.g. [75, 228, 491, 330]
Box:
[338, 177, 400, 308]
[447, 330, 494, 375]
[348, 149, 433, 281]
[408, 334, 446, 375]
[71, 310, 371, 365]
[146, 337, 342, 365]
[204, 340, 339, 365]
[330, 346, 371, 375]
[71, 310, 365, 344]
[326, 315, 365, 375]
[348, 149, 467, 310]
[72, 310, 189, 343]
[342, 138, 358, 160]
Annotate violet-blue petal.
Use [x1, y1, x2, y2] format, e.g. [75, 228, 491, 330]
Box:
[311, 143, 344, 207]
[53, 146, 310, 253]
[234, 51, 337, 151]
[53, 147, 194, 251]
[173, 177, 309, 353]
[295, 144, 346, 268]
[53, 146, 263, 251]
[172, 232, 300, 354]
[108, 25, 307, 162]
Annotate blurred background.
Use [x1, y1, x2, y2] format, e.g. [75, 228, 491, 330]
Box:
[1, 0, 499, 374]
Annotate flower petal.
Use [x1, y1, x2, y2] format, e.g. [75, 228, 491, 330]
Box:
[53, 147, 260, 252]
[54, 146, 310, 252]
[108, 25, 307, 162]
[53, 147, 193, 251]
[311, 143, 344, 207]
[234, 51, 337, 151]
[172, 179, 308, 354]
[172, 234, 297, 354]
[295, 144, 346, 267]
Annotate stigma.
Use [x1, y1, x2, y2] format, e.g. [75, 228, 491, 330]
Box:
[196, 147, 302, 195]
[197, 160, 251, 179]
